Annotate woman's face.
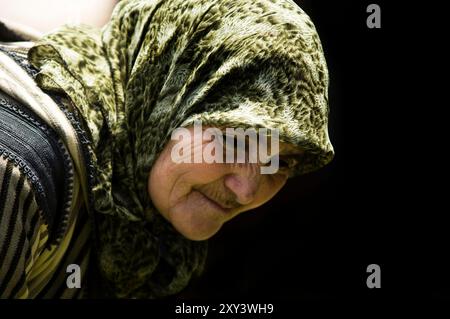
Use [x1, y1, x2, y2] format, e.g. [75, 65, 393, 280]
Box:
[148, 126, 300, 241]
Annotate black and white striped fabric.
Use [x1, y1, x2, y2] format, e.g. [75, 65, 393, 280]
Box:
[0, 43, 92, 298]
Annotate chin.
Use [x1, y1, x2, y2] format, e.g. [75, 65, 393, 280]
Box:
[177, 226, 220, 241]
[168, 207, 224, 241]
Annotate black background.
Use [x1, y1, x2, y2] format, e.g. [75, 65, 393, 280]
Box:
[174, 0, 449, 301]
[2, 0, 447, 315]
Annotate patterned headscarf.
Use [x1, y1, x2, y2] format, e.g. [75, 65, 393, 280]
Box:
[28, 0, 334, 298]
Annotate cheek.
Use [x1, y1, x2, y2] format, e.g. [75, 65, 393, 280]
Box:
[148, 161, 171, 217]
[149, 160, 229, 216]
[149, 162, 231, 240]
[252, 174, 288, 207]
[167, 162, 228, 206]
[268, 174, 288, 195]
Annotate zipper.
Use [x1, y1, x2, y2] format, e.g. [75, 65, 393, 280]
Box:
[0, 93, 74, 246]
[0, 43, 98, 247]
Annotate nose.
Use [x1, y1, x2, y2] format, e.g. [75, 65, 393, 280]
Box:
[223, 169, 260, 206]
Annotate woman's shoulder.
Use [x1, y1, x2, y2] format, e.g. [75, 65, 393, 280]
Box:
[0, 87, 74, 245]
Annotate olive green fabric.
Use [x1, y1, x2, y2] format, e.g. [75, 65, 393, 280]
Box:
[28, 0, 334, 298]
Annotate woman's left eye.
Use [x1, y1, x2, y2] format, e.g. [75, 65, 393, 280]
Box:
[261, 156, 293, 169]
[279, 158, 290, 168]
[278, 156, 297, 169]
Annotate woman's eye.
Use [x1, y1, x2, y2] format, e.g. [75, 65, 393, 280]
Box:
[279, 158, 290, 168]
[260, 156, 290, 168]
[278, 156, 299, 170]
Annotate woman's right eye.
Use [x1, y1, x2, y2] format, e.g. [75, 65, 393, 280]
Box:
[279, 157, 290, 168]
[278, 156, 298, 170]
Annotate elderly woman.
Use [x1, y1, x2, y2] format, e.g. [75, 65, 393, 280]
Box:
[0, 0, 334, 298]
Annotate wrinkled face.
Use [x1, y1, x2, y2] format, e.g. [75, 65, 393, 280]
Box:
[148, 126, 301, 241]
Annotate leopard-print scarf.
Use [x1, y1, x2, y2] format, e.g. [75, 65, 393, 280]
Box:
[27, 0, 334, 298]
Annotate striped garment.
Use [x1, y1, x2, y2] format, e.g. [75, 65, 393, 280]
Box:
[0, 156, 90, 298]
[0, 42, 93, 298]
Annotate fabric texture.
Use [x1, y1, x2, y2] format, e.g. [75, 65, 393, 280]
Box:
[0, 46, 91, 299]
[0, 89, 71, 243]
[0, 150, 91, 298]
[27, 0, 334, 298]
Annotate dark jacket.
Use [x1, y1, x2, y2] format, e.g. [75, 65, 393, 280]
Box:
[0, 24, 92, 298]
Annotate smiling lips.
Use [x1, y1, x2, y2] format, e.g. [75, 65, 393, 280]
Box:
[193, 190, 238, 214]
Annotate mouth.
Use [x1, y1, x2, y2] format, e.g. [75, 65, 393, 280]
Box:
[193, 190, 234, 214]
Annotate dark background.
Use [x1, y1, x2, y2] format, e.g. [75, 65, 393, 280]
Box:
[0, 0, 444, 312]
[2, 0, 446, 316]
[175, 0, 448, 301]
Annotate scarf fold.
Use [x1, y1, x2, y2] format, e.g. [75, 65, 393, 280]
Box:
[28, 0, 334, 298]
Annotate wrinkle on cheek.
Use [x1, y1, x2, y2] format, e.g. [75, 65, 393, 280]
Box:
[254, 174, 288, 204]
[167, 169, 193, 210]
[269, 174, 288, 190]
